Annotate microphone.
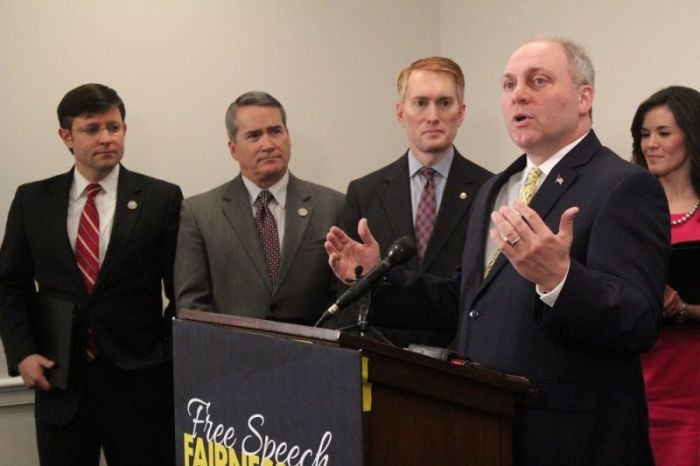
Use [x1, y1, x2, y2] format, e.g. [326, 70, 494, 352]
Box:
[316, 236, 416, 326]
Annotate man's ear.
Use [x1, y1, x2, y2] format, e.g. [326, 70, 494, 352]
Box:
[228, 140, 238, 161]
[457, 102, 466, 127]
[579, 85, 594, 116]
[395, 101, 406, 127]
[58, 128, 73, 153]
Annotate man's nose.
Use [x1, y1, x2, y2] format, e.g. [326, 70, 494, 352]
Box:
[426, 102, 440, 120]
[511, 81, 529, 103]
[259, 133, 276, 150]
[97, 127, 113, 144]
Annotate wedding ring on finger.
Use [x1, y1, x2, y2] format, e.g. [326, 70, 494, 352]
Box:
[507, 236, 521, 246]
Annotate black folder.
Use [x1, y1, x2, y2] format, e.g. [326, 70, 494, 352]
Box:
[668, 241, 700, 303]
[29, 294, 77, 390]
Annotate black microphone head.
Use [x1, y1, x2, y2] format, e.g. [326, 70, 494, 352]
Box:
[385, 236, 417, 265]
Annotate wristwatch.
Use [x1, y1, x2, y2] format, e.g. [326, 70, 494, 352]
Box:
[674, 302, 689, 324]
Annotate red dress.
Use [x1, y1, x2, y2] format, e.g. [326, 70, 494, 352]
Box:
[642, 209, 700, 466]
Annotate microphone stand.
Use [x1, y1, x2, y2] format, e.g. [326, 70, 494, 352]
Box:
[338, 268, 394, 346]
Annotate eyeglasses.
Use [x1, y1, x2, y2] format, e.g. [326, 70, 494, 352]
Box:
[74, 123, 124, 137]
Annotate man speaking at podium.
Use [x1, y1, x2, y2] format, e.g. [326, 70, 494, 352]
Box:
[175, 91, 344, 325]
[325, 37, 669, 465]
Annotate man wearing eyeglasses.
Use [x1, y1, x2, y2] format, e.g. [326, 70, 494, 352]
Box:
[0, 83, 182, 465]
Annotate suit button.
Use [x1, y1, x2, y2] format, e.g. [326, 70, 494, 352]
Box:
[469, 309, 479, 320]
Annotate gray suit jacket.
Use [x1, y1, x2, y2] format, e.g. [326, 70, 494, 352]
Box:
[175, 173, 344, 325]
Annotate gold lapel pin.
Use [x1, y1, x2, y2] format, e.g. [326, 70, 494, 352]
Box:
[298, 207, 308, 217]
[555, 175, 564, 185]
[459, 192, 468, 200]
[127, 200, 138, 210]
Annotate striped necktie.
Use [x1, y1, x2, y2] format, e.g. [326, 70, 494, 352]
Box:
[76, 183, 102, 292]
[484, 167, 543, 277]
[76, 183, 101, 361]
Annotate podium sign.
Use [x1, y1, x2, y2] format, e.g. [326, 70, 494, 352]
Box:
[173, 310, 535, 466]
[174, 319, 363, 466]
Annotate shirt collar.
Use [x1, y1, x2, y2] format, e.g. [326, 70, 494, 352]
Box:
[408, 146, 454, 179]
[525, 132, 588, 177]
[70, 164, 120, 200]
[242, 170, 289, 208]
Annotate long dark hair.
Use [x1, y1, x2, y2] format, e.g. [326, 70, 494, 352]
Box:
[631, 85, 700, 197]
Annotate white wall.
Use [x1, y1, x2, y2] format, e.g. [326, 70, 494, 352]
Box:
[442, 0, 700, 170]
[0, 1, 439, 463]
[2, 0, 700, 461]
[0, 0, 441, 379]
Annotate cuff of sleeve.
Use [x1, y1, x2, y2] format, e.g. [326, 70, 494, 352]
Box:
[536, 264, 570, 307]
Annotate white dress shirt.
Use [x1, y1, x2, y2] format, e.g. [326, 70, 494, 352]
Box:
[67, 165, 119, 264]
[485, 133, 588, 306]
[242, 171, 289, 250]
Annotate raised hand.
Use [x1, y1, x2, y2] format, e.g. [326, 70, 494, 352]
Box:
[325, 218, 381, 283]
[489, 201, 579, 291]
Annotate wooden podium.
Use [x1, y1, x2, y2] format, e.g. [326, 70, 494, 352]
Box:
[174, 309, 535, 466]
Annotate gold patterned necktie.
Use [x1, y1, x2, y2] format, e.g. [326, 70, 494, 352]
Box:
[483, 166, 543, 277]
[519, 167, 543, 206]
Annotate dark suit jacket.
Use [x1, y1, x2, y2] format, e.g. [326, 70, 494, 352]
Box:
[337, 149, 491, 346]
[175, 173, 344, 325]
[375, 132, 669, 465]
[0, 165, 183, 425]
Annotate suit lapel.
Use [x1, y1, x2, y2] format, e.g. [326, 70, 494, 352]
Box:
[527, 133, 600, 221]
[378, 154, 418, 266]
[220, 176, 272, 290]
[481, 131, 601, 287]
[276, 174, 311, 292]
[480, 156, 527, 287]
[44, 170, 87, 293]
[421, 150, 475, 271]
[94, 166, 143, 291]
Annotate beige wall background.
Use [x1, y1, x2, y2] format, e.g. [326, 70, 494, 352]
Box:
[1, 2, 700, 460]
[444, 0, 700, 169]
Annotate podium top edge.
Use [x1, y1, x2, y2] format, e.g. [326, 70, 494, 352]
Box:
[176, 309, 535, 395]
[177, 308, 344, 342]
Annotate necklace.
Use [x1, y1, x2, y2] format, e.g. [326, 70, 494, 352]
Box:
[671, 199, 700, 226]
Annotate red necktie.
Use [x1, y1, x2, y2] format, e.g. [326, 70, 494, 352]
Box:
[254, 190, 281, 286]
[415, 167, 436, 261]
[76, 183, 101, 291]
[76, 183, 101, 361]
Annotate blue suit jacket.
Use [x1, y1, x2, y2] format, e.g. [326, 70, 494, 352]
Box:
[375, 131, 669, 465]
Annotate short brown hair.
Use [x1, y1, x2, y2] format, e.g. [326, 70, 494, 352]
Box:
[396, 57, 465, 103]
[57, 83, 125, 130]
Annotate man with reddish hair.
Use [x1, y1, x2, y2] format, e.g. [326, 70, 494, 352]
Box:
[334, 57, 491, 347]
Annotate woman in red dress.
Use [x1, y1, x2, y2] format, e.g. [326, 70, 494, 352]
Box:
[632, 85, 700, 466]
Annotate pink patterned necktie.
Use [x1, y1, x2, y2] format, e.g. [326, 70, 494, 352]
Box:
[75, 183, 101, 361]
[254, 190, 281, 286]
[415, 167, 436, 261]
